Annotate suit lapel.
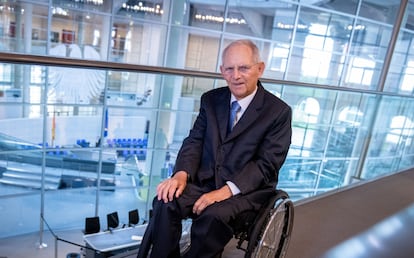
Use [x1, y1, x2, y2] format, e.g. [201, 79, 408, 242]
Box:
[215, 90, 231, 141]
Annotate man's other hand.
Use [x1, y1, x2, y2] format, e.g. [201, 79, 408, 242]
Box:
[192, 185, 232, 215]
[157, 171, 188, 203]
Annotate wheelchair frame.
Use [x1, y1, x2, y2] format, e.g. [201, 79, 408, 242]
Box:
[235, 189, 294, 258]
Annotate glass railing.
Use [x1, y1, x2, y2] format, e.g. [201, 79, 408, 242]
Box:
[0, 52, 413, 238]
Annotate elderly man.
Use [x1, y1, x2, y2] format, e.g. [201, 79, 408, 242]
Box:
[137, 39, 292, 258]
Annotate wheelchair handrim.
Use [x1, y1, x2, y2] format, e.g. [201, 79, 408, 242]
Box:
[250, 198, 294, 258]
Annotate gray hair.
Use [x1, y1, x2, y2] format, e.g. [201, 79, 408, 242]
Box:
[221, 39, 261, 64]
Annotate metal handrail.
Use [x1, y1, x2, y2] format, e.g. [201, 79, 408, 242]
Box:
[1, 52, 413, 99]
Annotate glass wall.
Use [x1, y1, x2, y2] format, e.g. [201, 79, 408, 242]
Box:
[0, 0, 413, 239]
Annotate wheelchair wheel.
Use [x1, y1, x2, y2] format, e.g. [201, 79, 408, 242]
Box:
[246, 191, 294, 258]
[179, 219, 192, 255]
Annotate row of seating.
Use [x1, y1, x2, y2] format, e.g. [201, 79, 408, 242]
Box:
[106, 138, 148, 148]
[76, 139, 91, 148]
[84, 209, 140, 235]
[75, 138, 149, 148]
[117, 149, 147, 160]
[46, 145, 74, 156]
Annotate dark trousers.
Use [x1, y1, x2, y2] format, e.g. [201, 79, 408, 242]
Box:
[137, 183, 274, 258]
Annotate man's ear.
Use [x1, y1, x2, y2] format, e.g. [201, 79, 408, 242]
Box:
[219, 65, 224, 74]
[258, 62, 265, 75]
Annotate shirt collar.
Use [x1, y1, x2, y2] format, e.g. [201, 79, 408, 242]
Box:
[230, 86, 258, 113]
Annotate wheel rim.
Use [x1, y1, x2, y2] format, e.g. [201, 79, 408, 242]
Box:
[251, 199, 293, 258]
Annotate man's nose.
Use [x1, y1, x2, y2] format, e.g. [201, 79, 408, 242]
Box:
[232, 68, 241, 78]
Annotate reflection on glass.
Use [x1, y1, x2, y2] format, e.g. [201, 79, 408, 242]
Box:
[0, 0, 413, 241]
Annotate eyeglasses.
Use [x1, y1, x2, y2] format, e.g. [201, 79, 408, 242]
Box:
[222, 63, 259, 75]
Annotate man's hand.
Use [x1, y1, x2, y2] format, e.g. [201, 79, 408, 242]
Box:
[157, 171, 188, 203]
[192, 185, 232, 215]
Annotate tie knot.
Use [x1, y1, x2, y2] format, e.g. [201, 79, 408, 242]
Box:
[231, 101, 240, 112]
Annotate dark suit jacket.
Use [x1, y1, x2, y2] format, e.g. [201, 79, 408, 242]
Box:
[174, 81, 291, 202]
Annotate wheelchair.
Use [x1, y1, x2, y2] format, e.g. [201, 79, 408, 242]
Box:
[229, 189, 294, 258]
[141, 189, 294, 258]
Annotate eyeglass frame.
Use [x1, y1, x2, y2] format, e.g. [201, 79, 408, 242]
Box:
[221, 62, 261, 75]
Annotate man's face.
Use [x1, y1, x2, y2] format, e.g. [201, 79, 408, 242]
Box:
[220, 44, 264, 100]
